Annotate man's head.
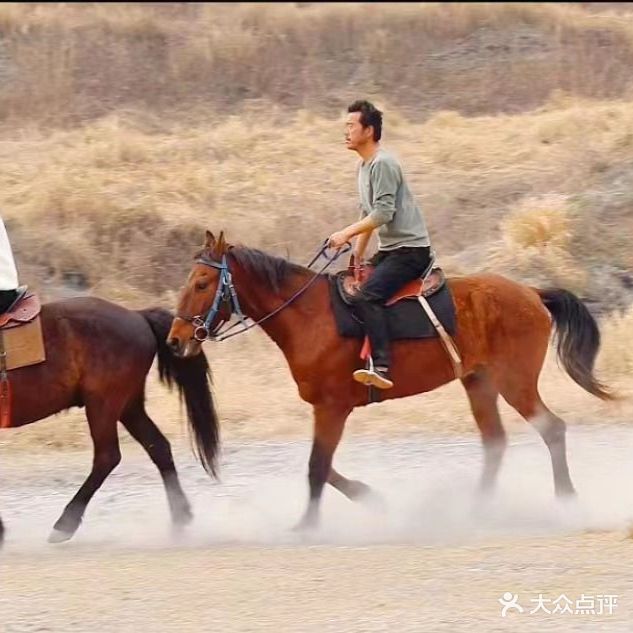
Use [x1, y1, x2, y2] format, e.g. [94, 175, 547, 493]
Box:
[345, 100, 382, 153]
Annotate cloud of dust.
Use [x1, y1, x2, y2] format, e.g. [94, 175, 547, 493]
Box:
[3, 425, 633, 553]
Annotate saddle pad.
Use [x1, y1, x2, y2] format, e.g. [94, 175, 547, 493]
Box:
[1, 315, 46, 371]
[328, 276, 457, 340]
[0, 293, 41, 329]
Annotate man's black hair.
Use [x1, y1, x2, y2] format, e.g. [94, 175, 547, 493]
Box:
[347, 100, 382, 141]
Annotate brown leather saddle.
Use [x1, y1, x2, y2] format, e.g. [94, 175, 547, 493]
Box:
[331, 256, 462, 387]
[333, 256, 462, 383]
[0, 286, 41, 329]
[336, 260, 446, 306]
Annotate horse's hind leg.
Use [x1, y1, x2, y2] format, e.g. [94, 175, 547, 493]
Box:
[462, 370, 507, 494]
[120, 398, 193, 528]
[49, 395, 123, 543]
[0, 516, 4, 548]
[328, 467, 387, 515]
[532, 401, 576, 498]
[500, 381, 576, 498]
[328, 467, 370, 500]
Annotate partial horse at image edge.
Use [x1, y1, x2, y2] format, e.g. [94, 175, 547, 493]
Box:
[0, 298, 220, 548]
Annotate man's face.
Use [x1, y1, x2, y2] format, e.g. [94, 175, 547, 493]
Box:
[345, 111, 373, 151]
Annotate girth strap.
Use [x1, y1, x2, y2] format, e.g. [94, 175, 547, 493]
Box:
[417, 295, 462, 379]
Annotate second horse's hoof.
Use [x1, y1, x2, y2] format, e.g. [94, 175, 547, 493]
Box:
[48, 529, 74, 544]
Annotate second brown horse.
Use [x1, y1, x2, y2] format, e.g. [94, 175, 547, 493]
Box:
[1, 299, 220, 547]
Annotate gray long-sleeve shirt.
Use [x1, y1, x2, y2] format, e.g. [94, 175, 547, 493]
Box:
[358, 148, 431, 251]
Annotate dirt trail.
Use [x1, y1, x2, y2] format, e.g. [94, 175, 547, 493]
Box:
[2, 428, 633, 631]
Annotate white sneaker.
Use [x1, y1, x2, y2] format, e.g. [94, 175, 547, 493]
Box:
[352, 368, 394, 390]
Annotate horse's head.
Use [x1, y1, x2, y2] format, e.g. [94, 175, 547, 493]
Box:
[168, 230, 232, 357]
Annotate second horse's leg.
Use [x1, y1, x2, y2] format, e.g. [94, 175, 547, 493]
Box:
[49, 396, 123, 543]
[120, 399, 193, 529]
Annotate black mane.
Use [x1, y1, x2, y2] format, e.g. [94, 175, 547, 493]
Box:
[229, 246, 310, 292]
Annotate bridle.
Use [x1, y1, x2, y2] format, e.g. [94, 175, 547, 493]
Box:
[175, 241, 350, 343]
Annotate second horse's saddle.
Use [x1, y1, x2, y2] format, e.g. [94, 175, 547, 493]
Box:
[0, 286, 40, 329]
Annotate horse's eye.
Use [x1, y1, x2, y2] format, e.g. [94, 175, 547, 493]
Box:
[195, 280, 209, 291]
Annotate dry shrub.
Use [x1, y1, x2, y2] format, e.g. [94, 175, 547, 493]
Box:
[484, 195, 587, 293]
[501, 195, 572, 250]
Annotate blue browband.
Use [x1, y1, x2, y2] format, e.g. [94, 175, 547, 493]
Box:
[190, 253, 248, 342]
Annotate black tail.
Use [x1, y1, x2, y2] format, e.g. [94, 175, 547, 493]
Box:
[537, 288, 614, 401]
[139, 307, 220, 477]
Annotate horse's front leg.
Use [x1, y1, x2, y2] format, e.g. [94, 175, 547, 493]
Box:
[49, 397, 122, 543]
[294, 403, 351, 530]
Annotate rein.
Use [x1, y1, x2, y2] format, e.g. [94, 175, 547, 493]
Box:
[177, 240, 350, 343]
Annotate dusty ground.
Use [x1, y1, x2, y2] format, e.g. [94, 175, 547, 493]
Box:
[1, 533, 632, 633]
[2, 424, 633, 631]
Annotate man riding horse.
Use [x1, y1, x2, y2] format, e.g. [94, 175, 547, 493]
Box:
[328, 100, 434, 390]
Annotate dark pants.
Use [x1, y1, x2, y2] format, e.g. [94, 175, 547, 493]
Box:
[349, 246, 432, 369]
[0, 290, 18, 314]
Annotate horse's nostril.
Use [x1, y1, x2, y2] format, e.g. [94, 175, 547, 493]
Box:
[167, 337, 179, 350]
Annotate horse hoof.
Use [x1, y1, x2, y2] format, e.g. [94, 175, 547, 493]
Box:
[291, 517, 319, 533]
[361, 489, 388, 514]
[345, 480, 373, 500]
[341, 481, 386, 512]
[476, 481, 496, 497]
[473, 486, 495, 508]
[556, 487, 578, 501]
[48, 529, 74, 544]
[174, 508, 194, 527]
[291, 521, 311, 533]
[171, 516, 193, 539]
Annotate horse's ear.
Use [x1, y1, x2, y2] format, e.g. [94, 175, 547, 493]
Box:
[217, 230, 227, 253]
[205, 231, 216, 248]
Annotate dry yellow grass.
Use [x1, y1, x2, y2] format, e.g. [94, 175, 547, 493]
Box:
[2, 2, 633, 123]
[600, 306, 633, 378]
[483, 194, 588, 293]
